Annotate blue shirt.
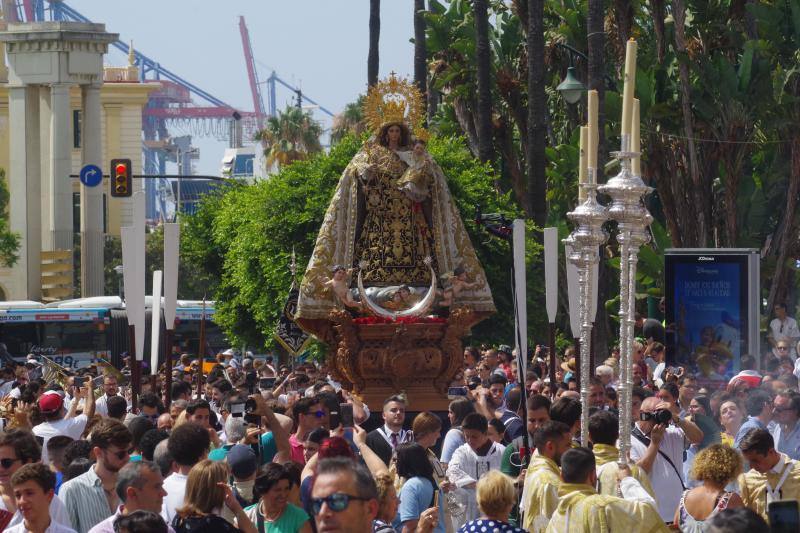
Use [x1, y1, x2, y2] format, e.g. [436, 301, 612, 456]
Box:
[734, 416, 767, 449]
[259, 432, 278, 464]
[394, 477, 444, 533]
[441, 428, 465, 463]
[772, 422, 800, 460]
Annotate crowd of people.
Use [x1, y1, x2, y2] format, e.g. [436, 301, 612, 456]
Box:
[0, 304, 800, 533]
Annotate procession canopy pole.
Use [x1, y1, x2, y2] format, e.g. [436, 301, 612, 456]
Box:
[548, 325, 556, 395]
[164, 330, 173, 404]
[512, 220, 530, 465]
[129, 324, 139, 412]
[196, 298, 207, 399]
[543, 227, 559, 397]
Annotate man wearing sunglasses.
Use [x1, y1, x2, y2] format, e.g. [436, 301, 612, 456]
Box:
[771, 390, 800, 460]
[311, 458, 378, 533]
[59, 419, 133, 533]
[290, 397, 326, 465]
[0, 430, 71, 529]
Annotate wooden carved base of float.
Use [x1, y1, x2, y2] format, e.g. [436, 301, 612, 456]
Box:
[326, 307, 478, 411]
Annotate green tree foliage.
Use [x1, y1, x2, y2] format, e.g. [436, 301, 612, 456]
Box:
[182, 134, 540, 350]
[0, 169, 20, 268]
[420, 0, 800, 340]
[254, 106, 323, 170]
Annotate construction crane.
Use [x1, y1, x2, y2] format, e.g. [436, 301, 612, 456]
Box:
[240, 16, 266, 120]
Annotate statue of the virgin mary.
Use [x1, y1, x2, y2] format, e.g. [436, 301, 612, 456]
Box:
[295, 74, 494, 338]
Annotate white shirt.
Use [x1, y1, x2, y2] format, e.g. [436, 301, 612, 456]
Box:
[161, 472, 189, 525]
[93, 394, 123, 418]
[771, 316, 800, 357]
[447, 441, 506, 527]
[0, 380, 14, 397]
[629, 423, 686, 522]
[5, 520, 76, 533]
[0, 492, 70, 529]
[33, 415, 88, 464]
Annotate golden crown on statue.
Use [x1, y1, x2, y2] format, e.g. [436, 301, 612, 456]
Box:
[364, 72, 425, 135]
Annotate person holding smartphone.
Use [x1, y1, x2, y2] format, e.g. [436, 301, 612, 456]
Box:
[33, 386, 95, 465]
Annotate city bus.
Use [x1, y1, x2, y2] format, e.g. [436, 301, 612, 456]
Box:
[0, 297, 229, 369]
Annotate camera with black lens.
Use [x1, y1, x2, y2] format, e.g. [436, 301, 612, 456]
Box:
[244, 397, 258, 414]
[640, 408, 673, 425]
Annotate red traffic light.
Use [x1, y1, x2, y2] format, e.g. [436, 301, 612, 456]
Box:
[110, 158, 132, 198]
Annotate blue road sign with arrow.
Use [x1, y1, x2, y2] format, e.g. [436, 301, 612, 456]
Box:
[79, 164, 103, 187]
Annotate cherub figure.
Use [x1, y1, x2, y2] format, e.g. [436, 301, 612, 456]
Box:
[440, 266, 479, 307]
[383, 285, 413, 311]
[322, 265, 361, 309]
[396, 139, 433, 203]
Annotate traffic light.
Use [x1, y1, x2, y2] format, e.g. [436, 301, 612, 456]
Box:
[110, 158, 132, 198]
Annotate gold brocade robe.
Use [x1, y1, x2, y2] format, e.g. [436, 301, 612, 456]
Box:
[738, 453, 800, 523]
[593, 443, 656, 498]
[295, 140, 496, 332]
[544, 483, 669, 533]
[520, 453, 561, 532]
[354, 144, 434, 285]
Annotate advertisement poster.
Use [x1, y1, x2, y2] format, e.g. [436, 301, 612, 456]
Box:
[674, 262, 743, 376]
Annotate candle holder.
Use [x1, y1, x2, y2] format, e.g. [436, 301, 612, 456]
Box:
[565, 170, 609, 447]
[598, 133, 653, 463]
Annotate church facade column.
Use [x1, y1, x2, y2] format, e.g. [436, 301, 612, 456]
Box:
[80, 82, 104, 296]
[50, 82, 73, 251]
[38, 86, 51, 249]
[8, 85, 42, 300]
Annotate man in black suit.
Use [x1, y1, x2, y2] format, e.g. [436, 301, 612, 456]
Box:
[365, 394, 409, 466]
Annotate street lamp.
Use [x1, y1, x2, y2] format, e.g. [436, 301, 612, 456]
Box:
[557, 66, 586, 105]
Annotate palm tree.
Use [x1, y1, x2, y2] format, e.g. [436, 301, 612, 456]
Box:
[414, 0, 428, 114]
[587, 0, 605, 171]
[331, 97, 366, 145]
[368, 0, 380, 86]
[255, 106, 323, 170]
[527, 0, 547, 228]
[474, 0, 493, 162]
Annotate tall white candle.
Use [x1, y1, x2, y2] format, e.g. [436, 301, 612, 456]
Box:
[621, 39, 638, 137]
[579, 126, 588, 202]
[587, 90, 598, 173]
[632, 99, 641, 175]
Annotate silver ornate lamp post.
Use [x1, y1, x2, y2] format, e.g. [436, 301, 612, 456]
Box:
[598, 127, 652, 463]
[566, 171, 608, 447]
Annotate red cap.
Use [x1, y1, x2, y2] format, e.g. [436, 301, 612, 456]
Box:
[38, 392, 63, 413]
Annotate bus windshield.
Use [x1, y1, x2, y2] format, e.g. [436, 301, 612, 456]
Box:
[0, 308, 110, 368]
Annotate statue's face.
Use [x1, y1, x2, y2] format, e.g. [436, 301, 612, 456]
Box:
[387, 125, 401, 144]
[333, 269, 346, 281]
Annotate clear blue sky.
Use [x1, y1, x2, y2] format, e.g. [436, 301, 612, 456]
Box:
[71, 1, 416, 175]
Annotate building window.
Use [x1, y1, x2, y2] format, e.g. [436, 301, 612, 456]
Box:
[73, 192, 80, 232]
[73, 109, 82, 149]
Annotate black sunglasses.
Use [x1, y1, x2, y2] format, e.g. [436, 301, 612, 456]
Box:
[311, 493, 370, 514]
[0, 458, 20, 469]
[107, 449, 131, 460]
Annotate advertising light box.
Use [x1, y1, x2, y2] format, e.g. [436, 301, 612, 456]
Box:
[665, 249, 760, 382]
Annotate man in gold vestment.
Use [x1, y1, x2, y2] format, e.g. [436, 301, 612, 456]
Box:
[519, 421, 571, 532]
[589, 411, 655, 498]
[738, 428, 800, 524]
[545, 448, 669, 533]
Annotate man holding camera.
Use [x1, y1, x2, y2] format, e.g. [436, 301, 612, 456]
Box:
[630, 396, 704, 523]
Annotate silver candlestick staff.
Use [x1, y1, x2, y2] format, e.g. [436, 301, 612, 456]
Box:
[598, 133, 652, 463]
[565, 168, 608, 447]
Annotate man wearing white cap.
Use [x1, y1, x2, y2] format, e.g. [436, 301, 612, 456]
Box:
[33, 386, 95, 464]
